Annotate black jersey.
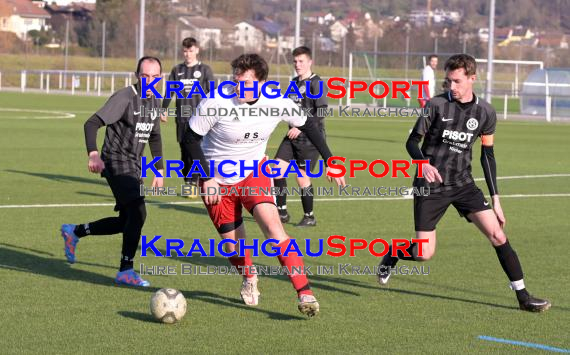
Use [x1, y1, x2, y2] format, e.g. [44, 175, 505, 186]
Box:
[97, 84, 162, 177]
[163, 62, 215, 142]
[411, 92, 497, 192]
[288, 73, 328, 146]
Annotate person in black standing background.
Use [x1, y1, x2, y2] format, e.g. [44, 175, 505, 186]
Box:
[273, 46, 329, 227]
[162, 37, 215, 198]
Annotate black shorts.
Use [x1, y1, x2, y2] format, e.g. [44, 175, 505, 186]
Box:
[413, 183, 491, 231]
[275, 138, 320, 173]
[105, 174, 145, 211]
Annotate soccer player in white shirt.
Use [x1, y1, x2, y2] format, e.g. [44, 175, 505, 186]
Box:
[419, 54, 438, 108]
[182, 54, 345, 317]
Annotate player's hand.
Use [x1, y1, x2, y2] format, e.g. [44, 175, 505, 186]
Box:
[88, 151, 105, 173]
[492, 195, 506, 228]
[151, 169, 164, 188]
[423, 163, 443, 183]
[202, 178, 221, 205]
[160, 112, 168, 123]
[287, 127, 302, 140]
[326, 167, 346, 186]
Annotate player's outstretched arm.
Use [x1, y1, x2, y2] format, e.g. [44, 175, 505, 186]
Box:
[84, 114, 105, 173]
[297, 118, 345, 186]
[481, 134, 505, 227]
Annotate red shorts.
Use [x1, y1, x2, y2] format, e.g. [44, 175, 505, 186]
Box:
[201, 159, 275, 234]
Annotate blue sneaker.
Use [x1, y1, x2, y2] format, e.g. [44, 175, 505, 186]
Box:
[60, 224, 79, 264]
[115, 269, 150, 287]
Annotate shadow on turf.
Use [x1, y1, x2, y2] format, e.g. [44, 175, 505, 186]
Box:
[0, 245, 305, 320]
[5, 170, 107, 186]
[117, 289, 306, 322]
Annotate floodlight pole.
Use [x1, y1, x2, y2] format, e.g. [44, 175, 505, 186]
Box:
[139, 0, 145, 59]
[294, 0, 301, 48]
[102, 20, 106, 71]
[485, 0, 495, 103]
[64, 15, 69, 89]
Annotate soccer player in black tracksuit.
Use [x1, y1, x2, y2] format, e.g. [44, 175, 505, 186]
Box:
[60, 57, 164, 287]
[377, 54, 550, 312]
[162, 37, 215, 197]
[274, 46, 329, 227]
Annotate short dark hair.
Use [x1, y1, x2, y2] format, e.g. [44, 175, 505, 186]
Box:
[136, 56, 162, 74]
[292, 46, 312, 59]
[428, 54, 438, 61]
[231, 53, 269, 81]
[182, 37, 198, 49]
[444, 54, 477, 76]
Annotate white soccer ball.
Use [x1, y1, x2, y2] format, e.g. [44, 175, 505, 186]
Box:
[150, 288, 187, 324]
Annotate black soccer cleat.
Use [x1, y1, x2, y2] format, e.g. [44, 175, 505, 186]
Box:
[377, 246, 398, 285]
[518, 295, 551, 312]
[278, 209, 290, 224]
[296, 215, 316, 227]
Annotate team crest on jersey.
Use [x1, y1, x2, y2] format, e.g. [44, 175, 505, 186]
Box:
[299, 85, 306, 95]
[466, 118, 478, 130]
[193, 71, 202, 79]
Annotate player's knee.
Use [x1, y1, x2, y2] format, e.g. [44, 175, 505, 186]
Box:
[488, 228, 507, 246]
[127, 199, 146, 225]
[415, 246, 435, 261]
[224, 242, 236, 254]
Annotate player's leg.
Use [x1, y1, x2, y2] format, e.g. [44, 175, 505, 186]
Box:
[273, 138, 295, 223]
[60, 180, 129, 264]
[294, 148, 319, 227]
[202, 190, 259, 305]
[219, 223, 260, 306]
[467, 209, 551, 312]
[179, 137, 198, 199]
[251, 203, 319, 317]
[377, 192, 449, 285]
[102, 175, 150, 286]
[453, 183, 550, 311]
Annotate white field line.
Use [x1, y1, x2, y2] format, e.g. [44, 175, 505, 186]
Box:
[0, 108, 76, 119]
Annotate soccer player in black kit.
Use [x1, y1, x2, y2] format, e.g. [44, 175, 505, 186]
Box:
[377, 54, 550, 312]
[273, 46, 328, 227]
[60, 57, 164, 287]
[162, 37, 215, 197]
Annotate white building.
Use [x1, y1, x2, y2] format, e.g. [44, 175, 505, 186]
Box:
[0, 0, 51, 40]
[234, 21, 265, 52]
[178, 16, 234, 49]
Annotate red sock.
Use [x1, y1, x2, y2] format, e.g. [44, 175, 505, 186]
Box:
[228, 249, 254, 278]
[276, 238, 313, 297]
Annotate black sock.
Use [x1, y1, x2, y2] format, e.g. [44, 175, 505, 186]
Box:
[494, 240, 527, 301]
[384, 245, 399, 267]
[396, 242, 416, 261]
[119, 200, 146, 271]
[74, 224, 89, 238]
[301, 185, 314, 216]
[274, 178, 287, 210]
[120, 255, 134, 272]
[494, 240, 524, 282]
